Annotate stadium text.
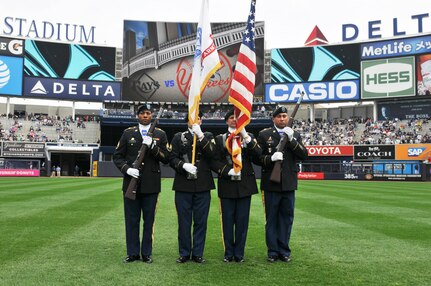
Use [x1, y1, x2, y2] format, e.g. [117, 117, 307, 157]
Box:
[1, 17, 95, 44]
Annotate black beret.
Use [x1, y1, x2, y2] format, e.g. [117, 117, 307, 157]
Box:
[184, 111, 203, 122]
[137, 104, 153, 114]
[224, 110, 234, 121]
[272, 106, 288, 117]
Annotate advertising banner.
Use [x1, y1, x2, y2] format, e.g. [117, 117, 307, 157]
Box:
[395, 144, 431, 161]
[24, 39, 116, 81]
[0, 169, 40, 177]
[0, 37, 24, 56]
[1, 142, 45, 157]
[354, 145, 395, 161]
[364, 173, 423, 181]
[23, 77, 121, 101]
[377, 99, 431, 120]
[0, 55, 23, 96]
[306, 145, 354, 156]
[298, 172, 325, 180]
[361, 56, 415, 99]
[417, 53, 431, 96]
[265, 80, 360, 103]
[360, 34, 431, 60]
[267, 44, 360, 103]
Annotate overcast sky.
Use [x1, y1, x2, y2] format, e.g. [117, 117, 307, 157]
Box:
[1, 0, 430, 48]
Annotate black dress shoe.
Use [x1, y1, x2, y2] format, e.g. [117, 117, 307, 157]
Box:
[176, 256, 190, 263]
[234, 256, 245, 263]
[192, 256, 206, 263]
[279, 255, 291, 262]
[267, 255, 278, 262]
[123, 255, 140, 263]
[142, 255, 153, 263]
[223, 256, 234, 262]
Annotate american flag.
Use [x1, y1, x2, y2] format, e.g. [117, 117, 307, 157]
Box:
[226, 0, 257, 173]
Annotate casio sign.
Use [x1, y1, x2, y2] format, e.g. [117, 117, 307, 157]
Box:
[408, 148, 426, 157]
[266, 80, 359, 103]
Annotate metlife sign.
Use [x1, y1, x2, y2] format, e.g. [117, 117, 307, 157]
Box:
[265, 80, 360, 103]
[361, 56, 415, 99]
[23, 77, 121, 101]
[361, 34, 431, 60]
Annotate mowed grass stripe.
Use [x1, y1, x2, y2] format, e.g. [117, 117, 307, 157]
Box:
[0, 179, 122, 219]
[301, 180, 431, 195]
[0, 178, 121, 203]
[297, 194, 431, 246]
[298, 183, 431, 216]
[1, 188, 120, 262]
[293, 210, 430, 286]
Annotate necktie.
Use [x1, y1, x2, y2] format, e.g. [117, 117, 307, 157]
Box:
[142, 130, 147, 137]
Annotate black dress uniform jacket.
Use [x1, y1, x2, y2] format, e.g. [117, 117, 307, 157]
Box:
[212, 132, 261, 198]
[257, 127, 308, 191]
[113, 126, 169, 193]
[169, 131, 216, 192]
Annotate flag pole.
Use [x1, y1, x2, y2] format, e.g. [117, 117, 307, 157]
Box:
[187, 0, 221, 166]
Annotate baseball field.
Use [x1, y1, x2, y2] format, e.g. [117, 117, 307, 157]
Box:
[1, 178, 430, 285]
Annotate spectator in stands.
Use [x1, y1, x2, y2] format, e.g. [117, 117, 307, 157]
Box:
[113, 104, 169, 264]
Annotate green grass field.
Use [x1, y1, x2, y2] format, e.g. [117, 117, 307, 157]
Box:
[0, 178, 430, 286]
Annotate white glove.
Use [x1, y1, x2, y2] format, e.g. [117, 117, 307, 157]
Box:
[283, 127, 294, 141]
[228, 168, 241, 176]
[142, 136, 154, 148]
[239, 128, 251, 144]
[183, 163, 197, 175]
[271, 152, 283, 161]
[191, 124, 204, 139]
[126, 168, 140, 178]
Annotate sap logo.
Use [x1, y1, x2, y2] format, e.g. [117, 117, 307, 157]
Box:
[266, 81, 359, 103]
[164, 80, 175, 88]
[408, 148, 426, 157]
[363, 62, 412, 93]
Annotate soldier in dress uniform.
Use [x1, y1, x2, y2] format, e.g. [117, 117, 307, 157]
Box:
[113, 104, 170, 264]
[169, 111, 216, 263]
[256, 106, 308, 263]
[211, 110, 261, 263]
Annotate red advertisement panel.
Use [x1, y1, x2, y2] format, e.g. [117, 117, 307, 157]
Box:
[298, 172, 325, 180]
[306, 145, 353, 156]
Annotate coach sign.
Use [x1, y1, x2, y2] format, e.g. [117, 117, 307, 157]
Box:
[354, 145, 395, 161]
[1, 142, 45, 158]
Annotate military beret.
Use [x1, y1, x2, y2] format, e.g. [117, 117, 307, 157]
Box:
[136, 104, 153, 114]
[224, 110, 234, 121]
[272, 106, 288, 117]
[184, 111, 203, 122]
